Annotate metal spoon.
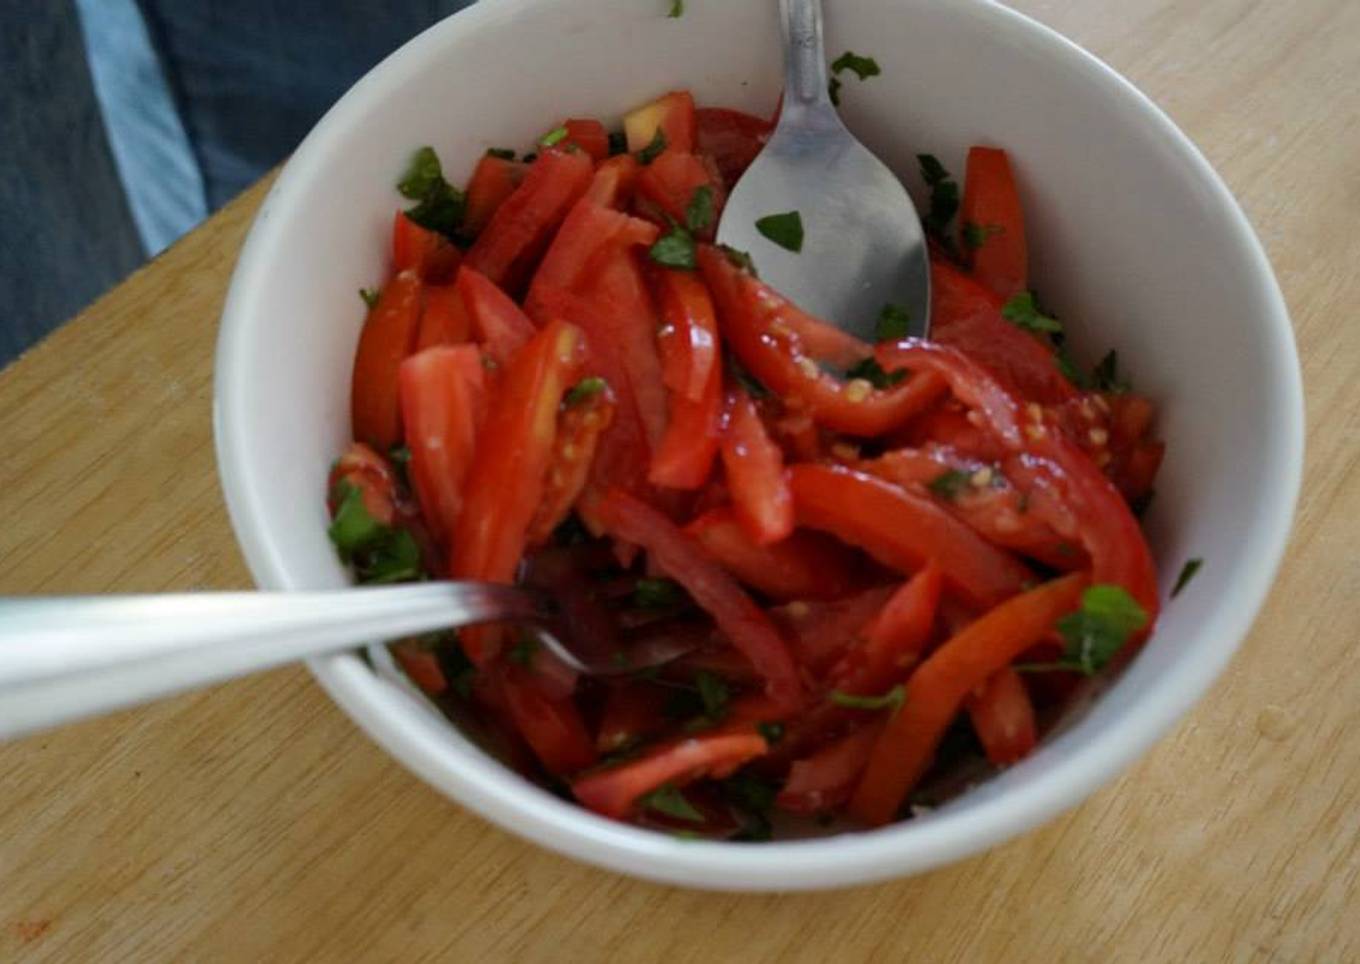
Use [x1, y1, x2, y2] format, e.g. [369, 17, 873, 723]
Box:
[717, 0, 931, 340]
[0, 582, 689, 740]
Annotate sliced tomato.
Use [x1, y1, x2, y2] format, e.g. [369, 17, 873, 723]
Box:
[596, 682, 666, 753]
[685, 507, 858, 601]
[525, 385, 615, 546]
[561, 118, 610, 161]
[698, 245, 948, 436]
[960, 147, 1027, 300]
[770, 412, 825, 463]
[831, 562, 943, 693]
[327, 442, 407, 527]
[351, 269, 423, 451]
[586, 154, 641, 208]
[455, 265, 537, 368]
[965, 666, 1037, 766]
[695, 106, 773, 188]
[524, 197, 659, 321]
[572, 726, 768, 820]
[624, 90, 697, 154]
[770, 586, 896, 677]
[392, 211, 460, 282]
[649, 355, 722, 489]
[463, 154, 528, 238]
[721, 387, 794, 545]
[596, 489, 804, 712]
[653, 266, 720, 403]
[930, 258, 1075, 406]
[777, 722, 883, 814]
[634, 151, 726, 240]
[788, 464, 1032, 611]
[500, 665, 597, 775]
[850, 572, 1087, 825]
[391, 639, 448, 696]
[464, 147, 594, 293]
[415, 281, 474, 350]
[398, 345, 487, 545]
[450, 320, 587, 663]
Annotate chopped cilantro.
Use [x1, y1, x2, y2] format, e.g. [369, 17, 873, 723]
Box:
[396, 146, 464, 237]
[719, 244, 758, 276]
[648, 223, 697, 270]
[875, 303, 912, 341]
[669, 0, 684, 17]
[828, 76, 843, 106]
[927, 469, 972, 501]
[607, 130, 628, 156]
[755, 210, 804, 252]
[508, 636, 539, 666]
[1091, 349, 1131, 393]
[539, 125, 569, 147]
[634, 577, 684, 609]
[361, 528, 423, 584]
[831, 51, 881, 81]
[829, 685, 905, 712]
[564, 376, 607, 407]
[1030, 584, 1149, 676]
[962, 222, 1003, 250]
[387, 444, 412, 489]
[1172, 558, 1203, 598]
[917, 154, 959, 239]
[521, 152, 538, 165]
[1056, 345, 1090, 389]
[485, 147, 516, 160]
[1001, 291, 1063, 334]
[845, 356, 906, 389]
[327, 481, 385, 561]
[694, 671, 730, 722]
[756, 721, 785, 745]
[637, 128, 668, 165]
[685, 184, 715, 233]
[327, 481, 424, 584]
[359, 287, 380, 309]
[641, 784, 704, 822]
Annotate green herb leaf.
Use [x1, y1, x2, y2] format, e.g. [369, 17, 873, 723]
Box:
[927, 469, 972, 501]
[1055, 346, 1090, 389]
[831, 51, 881, 81]
[829, 685, 905, 712]
[637, 128, 668, 165]
[685, 184, 715, 233]
[916, 154, 959, 239]
[361, 527, 423, 584]
[845, 356, 906, 389]
[1171, 558, 1203, 598]
[486, 147, 517, 160]
[648, 224, 697, 270]
[1056, 584, 1149, 675]
[397, 146, 445, 200]
[387, 444, 412, 489]
[828, 76, 843, 106]
[641, 784, 704, 822]
[756, 721, 785, 745]
[669, 0, 684, 17]
[508, 636, 539, 666]
[875, 303, 912, 341]
[694, 671, 730, 722]
[327, 481, 423, 584]
[359, 287, 381, 309]
[608, 130, 628, 156]
[397, 146, 464, 237]
[634, 577, 685, 609]
[1090, 349, 1131, 393]
[1001, 291, 1063, 334]
[564, 376, 607, 407]
[719, 244, 758, 276]
[327, 482, 385, 561]
[755, 211, 804, 252]
[962, 221, 1003, 251]
[539, 126, 569, 147]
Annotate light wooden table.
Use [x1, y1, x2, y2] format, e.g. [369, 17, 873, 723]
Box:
[3, 1, 1357, 959]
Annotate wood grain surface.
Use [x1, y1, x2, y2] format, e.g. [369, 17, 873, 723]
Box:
[3, 1, 1358, 960]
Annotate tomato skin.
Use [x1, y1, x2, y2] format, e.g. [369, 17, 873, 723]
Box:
[771, 586, 896, 677]
[463, 154, 528, 238]
[455, 265, 537, 367]
[464, 147, 594, 293]
[653, 266, 719, 403]
[415, 282, 473, 350]
[391, 640, 448, 696]
[450, 320, 587, 663]
[525, 386, 615, 546]
[596, 489, 805, 713]
[634, 151, 726, 240]
[398, 345, 486, 545]
[596, 683, 666, 753]
[697, 245, 948, 436]
[351, 270, 424, 451]
[960, 146, 1027, 300]
[777, 722, 882, 814]
[850, 572, 1088, 826]
[721, 388, 794, 545]
[572, 726, 769, 820]
[327, 441, 407, 527]
[525, 197, 659, 321]
[562, 118, 610, 161]
[694, 107, 772, 188]
[392, 212, 460, 282]
[685, 506, 858, 601]
[649, 364, 721, 490]
[965, 666, 1037, 766]
[832, 562, 943, 693]
[499, 666, 597, 775]
[623, 90, 697, 154]
[585, 154, 641, 209]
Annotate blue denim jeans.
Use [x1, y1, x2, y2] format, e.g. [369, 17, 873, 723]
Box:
[0, 0, 474, 366]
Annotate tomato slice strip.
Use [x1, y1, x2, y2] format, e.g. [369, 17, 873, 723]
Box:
[351, 269, 423, 451]
[720, 387, 794, 545]
[525, 386, 615, 546]
[695, 106, 773, 188]
[500, 665, 598, 775]
[777, 722, 883, 814]
[463, 154, 528, 239]
[623, 91, 697, 154]
[392, 211, 460, 282]
[562, 118, 610, 161]
[653, 266, 719, 402]
[685, 506, 858, 601]
[960, 146, 1028, 300]
[634, 151, 726, 240]
[965, 665, 1037, 766]
[415, 282, 473, 350]
[456, 265, 537, 367]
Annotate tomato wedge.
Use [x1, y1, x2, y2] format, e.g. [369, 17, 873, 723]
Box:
[831, 562, 943, 693]
[415, 282, 473, 350]
[398, 344, 487, 545]
[850, 571, 1088, 825]
[649, 358, 721, 489]
[960, 146, 1027, 300]
[698, 245, 948, 436]
[623, 90, 696, 154]
[456, 265, 537, 367]
[464, 147, 594, 293]
[450, 320, 587, 663]
[965, 666, 1037, 766]
[685, 506, 858, 601]
[351, 269, 423, 451]
[463, 153, 528, 238]
[573, 726, 769, 820]
[525, 197, 659, 321]
[596, 489, 804, 712]
[771, 586, 895, 677]
[392, 211, 460, 282]
[720, 387, 794, 545]
[777, 722, 883, 814]
[561, 118, 610, 161]
[695, 107, 773, 188]
[525, 385, 615, 546]
[634, 151, 725, 240]
[585, 154, 641, 209]
[327, 442, 408, 527]
[500, 666, 597, 775]
[653, 266, 720, 402]
[788, 464, 1032, 611]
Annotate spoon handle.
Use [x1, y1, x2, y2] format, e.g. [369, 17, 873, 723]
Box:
[779, 0, 833, 110]
[0, 583, 543, 739]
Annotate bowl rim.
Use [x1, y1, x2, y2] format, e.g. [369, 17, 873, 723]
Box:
[213, 0, 1304, 890]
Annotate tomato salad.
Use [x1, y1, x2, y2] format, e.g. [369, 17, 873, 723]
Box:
[327, 90, 1166, 836]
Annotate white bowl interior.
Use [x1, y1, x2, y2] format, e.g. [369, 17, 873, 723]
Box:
[215, 0, 1302, 890]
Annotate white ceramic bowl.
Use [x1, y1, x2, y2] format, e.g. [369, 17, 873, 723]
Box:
[214, 0, 1303, 890]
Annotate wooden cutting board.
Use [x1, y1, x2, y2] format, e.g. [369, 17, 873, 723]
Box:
[3, 1, 1358, 959]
